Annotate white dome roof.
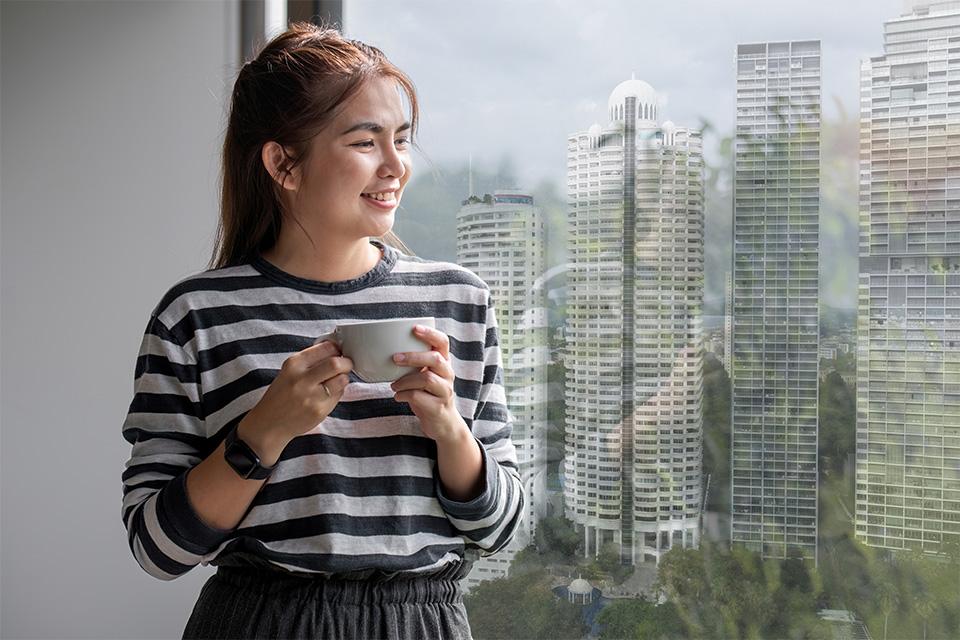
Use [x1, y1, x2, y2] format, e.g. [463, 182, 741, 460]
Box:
[588, 123, 602, 136]
[569, 577, 593, 595]
[607, 77, 658, 114]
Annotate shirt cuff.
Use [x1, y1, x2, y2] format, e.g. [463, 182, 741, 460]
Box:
[434, 436, 501, 520]
[158, 470, 233, 554]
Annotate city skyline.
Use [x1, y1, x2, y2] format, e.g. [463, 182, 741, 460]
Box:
[348, 0, 902, 186]
[410, 1, 960, 581]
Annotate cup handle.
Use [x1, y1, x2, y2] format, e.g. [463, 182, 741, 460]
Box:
[313, 328, 340, 347]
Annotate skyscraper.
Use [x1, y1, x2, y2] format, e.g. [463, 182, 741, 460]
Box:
[456, 190, 550, 589]
[724, 271, 733, 373]
[565, 79, 703, 565]
[731, 41, 822, 562]
[856, 1, 960, 554]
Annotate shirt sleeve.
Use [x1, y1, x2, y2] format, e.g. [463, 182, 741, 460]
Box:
[121, 314, 231, 580]
[434, 289, 525, 556]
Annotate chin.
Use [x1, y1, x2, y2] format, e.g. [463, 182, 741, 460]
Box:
[366, 215, 395, 239]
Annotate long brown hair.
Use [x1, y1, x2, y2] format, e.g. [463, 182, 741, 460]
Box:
[209, 23, 417, 269]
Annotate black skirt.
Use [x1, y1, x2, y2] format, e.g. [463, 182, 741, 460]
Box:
[182, 561, 473, 640]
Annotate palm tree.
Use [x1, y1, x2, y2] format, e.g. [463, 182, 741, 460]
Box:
[913, 592, 935, 640]
[875, 581, 900, 640]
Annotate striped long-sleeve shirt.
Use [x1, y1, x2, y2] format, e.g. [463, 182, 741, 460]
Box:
[121, 240, 524, 580]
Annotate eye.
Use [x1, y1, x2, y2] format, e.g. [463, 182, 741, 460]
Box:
[351, 140, 375, 148]
[395, 136, 410, 147]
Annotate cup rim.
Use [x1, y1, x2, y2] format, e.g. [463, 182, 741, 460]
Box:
[335, 316, 435, 329]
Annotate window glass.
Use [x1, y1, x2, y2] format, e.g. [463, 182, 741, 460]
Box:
[345, 2, 960, 639]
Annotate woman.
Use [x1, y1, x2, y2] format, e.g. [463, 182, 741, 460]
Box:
[120, 23, 523, 640]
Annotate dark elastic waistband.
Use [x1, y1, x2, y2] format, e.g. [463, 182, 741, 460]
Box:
[213, 564, 466, 605]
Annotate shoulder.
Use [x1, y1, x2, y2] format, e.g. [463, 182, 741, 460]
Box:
[148, 262, 261, 336]
[389, 253, 491, 302]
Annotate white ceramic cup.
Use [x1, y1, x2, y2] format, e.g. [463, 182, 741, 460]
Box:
[313, 317, 436, 383]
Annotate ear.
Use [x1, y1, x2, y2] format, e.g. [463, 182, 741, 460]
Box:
[261, 141, 300, 192]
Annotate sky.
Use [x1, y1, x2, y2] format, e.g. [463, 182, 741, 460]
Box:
[344, 0, 905, 187]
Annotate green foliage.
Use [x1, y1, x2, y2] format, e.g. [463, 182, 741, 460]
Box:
[464, 568, 588, 640]
[596, 598, 685, 640]
[534, 515, 583, 562]
[595, 542, 633, 585]
[818, 371, 856, 475]
[817, 514, 960, 640]
[701, 353, 731, 514]
[653, 543, 833, 639]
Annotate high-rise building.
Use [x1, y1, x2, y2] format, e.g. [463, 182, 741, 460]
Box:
[565, 78, 704, 565]
[731, 41, 821, 562]
[724, 271, 733, 373]
[856, 1, 960, 554]
[456, 190, 550, 589]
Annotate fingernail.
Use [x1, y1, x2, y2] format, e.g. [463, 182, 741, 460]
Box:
[393, 353, 407, 363]
[414, 325, 426, 334]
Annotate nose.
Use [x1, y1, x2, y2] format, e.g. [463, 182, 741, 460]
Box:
[377, 143, 406, 181]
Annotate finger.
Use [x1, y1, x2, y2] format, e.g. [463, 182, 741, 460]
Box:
[308, 355, 353, 383]
[389, 370, 427, 393]
[394, 389, 442, 407]
[411, 325, 449, 358]
[392, 350, 453, 378]
[303, 339, 341, 363]
[323, 372, 351, 395]
[390, 370, 451, 398]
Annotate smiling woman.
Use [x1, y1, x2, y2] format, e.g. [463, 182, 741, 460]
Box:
[212, 24, 417, 273]
[120, 22, 524, 640]
[258, 75, 413, 282]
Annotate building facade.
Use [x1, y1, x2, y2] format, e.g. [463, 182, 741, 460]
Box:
[565, 79, 704, 565]
[724, 271, 734, 373]
[856, 1, 960, 554]
[456, 191, 550, 589]
[731, 40, 822, 562]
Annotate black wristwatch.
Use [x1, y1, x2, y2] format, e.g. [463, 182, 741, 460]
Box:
[223, 425, 276, 480]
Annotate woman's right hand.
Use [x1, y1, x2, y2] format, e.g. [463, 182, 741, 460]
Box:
[236, 340, 353, 465]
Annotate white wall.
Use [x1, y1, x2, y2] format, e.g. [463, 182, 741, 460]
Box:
[1, 1, 238, 637]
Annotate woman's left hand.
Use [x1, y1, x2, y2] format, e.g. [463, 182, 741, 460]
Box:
[391, 324, 467, 443]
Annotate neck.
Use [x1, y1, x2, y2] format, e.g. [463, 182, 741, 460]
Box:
[260, 233, 383, 282]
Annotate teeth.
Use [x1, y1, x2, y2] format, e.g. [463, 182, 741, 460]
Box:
[363, 192, 395, 202]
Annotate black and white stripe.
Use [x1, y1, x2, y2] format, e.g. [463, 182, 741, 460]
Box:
[121, 241, 524, 580]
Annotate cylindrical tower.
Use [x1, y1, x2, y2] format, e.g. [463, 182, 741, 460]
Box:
[565, 79, 704, 564]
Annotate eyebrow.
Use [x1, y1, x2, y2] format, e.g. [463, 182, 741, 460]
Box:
[340, 121, 412, 136]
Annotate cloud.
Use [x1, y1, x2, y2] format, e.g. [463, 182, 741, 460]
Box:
[346, 0, 903, 185]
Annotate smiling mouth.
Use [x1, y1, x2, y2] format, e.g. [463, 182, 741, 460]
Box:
[361, 191, 397, 203]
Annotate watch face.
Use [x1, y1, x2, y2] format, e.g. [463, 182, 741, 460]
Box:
[225, 440, 258, 479]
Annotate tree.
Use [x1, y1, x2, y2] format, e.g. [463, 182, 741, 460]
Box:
[913, 592, 935, 640]
[701, 353, 731, 514]
[597, 598, 686, 640]
[781, 556, 813, 593]
[534, 515, 582, 561]
[593, 542, 632, 584]
[635, 601, 685, 640]
[655, 546, 712, 635]
[597, 598, 655, 640]
[874, 580, 900, 640]
[818, 371, 855, 476]
[656, 546, 707, 603]
[464, 568, 587, 640]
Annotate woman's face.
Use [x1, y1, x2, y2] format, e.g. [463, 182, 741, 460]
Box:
[288, 76, 413, 242]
